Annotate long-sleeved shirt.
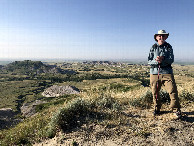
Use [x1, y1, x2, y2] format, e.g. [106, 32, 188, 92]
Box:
[148, 42, 174, 74]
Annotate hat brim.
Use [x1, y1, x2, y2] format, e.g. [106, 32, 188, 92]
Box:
[154, 33, 169, 41]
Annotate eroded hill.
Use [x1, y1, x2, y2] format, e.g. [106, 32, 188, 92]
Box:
[0, 61, 193, 145]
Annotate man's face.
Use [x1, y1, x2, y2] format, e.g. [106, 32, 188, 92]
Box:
[156, 34, 168, 42]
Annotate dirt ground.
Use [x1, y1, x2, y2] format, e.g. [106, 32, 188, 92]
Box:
[35, 103, 194, 146]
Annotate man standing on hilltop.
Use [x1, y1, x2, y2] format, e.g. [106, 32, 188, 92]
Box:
[148, 30, 182, 118]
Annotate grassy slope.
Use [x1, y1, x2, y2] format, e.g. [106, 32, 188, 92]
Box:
[0, 80, 49, 111]
[0, 63, 194, 145]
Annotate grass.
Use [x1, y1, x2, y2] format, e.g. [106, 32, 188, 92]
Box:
[179, 89, 194, 102]
[0, 80, 49, 111]
[0, 95, 76, 145]
[129, 90, 153, 109]
[0, 112, 51, 145]
[35, 94, 75, 113]
[46, 93, 122, 138]
[99, 83, 140, 92]
[46, 98, 90, 138]
[0, 63, 194, 145]
[128, 89, 172, 109]
[93, 93, 122, 111]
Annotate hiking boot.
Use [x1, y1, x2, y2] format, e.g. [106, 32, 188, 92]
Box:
[174, 111, 182, 119]
[153, 109, 160, 116]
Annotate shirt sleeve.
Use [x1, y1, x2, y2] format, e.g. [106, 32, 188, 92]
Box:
[161, 45, 174, 66]
[148, 47, 158, 66]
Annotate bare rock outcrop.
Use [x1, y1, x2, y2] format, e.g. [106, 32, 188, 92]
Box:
[20, 100, 47, 118]
[42, 85, 80, 97]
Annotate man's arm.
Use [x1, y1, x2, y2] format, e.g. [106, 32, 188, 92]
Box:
[148, 47, 158, 66]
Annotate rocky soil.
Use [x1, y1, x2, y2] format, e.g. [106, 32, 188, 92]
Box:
[35, 103, 194, 146]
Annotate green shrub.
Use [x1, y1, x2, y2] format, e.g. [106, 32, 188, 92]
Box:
[47, 94, 122, 138]
[94, 93, 122, 111]
[47, 98, 90, 138]
[129, 90, 153, 109]
[159, 89, 170, 103]
[179, 90, 194, 102]
[128, 89, 174, 108]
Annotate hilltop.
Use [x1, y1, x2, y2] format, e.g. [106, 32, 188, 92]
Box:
[0, 61, 193, 145]
[1, 60, 76, 75]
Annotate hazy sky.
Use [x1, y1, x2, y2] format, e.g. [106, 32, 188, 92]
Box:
[0, 0, 194, 61]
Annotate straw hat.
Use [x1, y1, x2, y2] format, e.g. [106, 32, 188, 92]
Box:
[154, 30, 169, 41]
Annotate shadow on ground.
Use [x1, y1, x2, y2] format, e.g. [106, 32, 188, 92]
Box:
[0, 108, 21, 130]
[181, 111, 194, 123]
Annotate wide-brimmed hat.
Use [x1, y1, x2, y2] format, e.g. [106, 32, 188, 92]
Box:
[154, 30, 169, 41]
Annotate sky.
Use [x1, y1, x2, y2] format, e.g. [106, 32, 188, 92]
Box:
[0, 0, 194, 61]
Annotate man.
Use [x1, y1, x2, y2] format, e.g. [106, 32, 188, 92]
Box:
[148, 30, 182, 118]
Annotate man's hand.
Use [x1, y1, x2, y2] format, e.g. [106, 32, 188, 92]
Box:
[155, 56, 164, 64]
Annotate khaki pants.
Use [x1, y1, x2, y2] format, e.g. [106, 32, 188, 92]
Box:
[150, 74, 181, 111]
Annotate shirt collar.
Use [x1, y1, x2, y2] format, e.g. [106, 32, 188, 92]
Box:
[156, 41, 167, 47]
